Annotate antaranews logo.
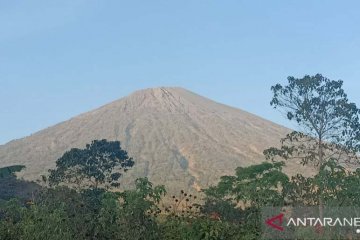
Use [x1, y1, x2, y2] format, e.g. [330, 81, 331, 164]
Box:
[265, 213, 285, 231]
[262, 207, 360, 239]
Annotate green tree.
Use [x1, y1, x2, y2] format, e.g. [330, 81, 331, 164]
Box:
[204, 161, 289, 236]
[0, 165, 25, 178]
[265, 74, 360, 215]
[118, 178, 166, 240]
[0, 197, 73, 240]
[286, 160, 360, 207]
[205, 162, 289, 209]
[0, 178, 167, 240]
[48, 139, 134, 190]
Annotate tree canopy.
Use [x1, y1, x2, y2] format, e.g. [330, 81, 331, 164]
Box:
[48, 139, 134, 190]
[266, 74, 360, 168]
[0, 165, 25, 178]
[265, 74, 360, 219]
[205, 162, 289, 208]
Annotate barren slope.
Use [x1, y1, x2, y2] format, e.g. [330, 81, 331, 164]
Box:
[0, 87, 303, 192]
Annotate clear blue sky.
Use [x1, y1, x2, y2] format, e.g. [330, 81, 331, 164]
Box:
[1, 1, 360, 145]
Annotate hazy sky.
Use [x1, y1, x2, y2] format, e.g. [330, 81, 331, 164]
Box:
[1, 1, 360, 145]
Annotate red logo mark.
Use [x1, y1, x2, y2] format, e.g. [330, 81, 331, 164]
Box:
[265, 213, 284, 231]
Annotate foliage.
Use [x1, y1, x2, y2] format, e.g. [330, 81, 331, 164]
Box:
[0, 165, 25, 178]
[201, 162, 289, 237]
[158, 190, 256, 239]
[285, 160, 360, 207]
[165, 190, 202, 219]
[48, 139, 134, 190]
[0, 179, 166, 240]
[2, 160, 360, 240]
[0, 175, 40, 202]
[266, 74, 360, 168]
[0, 198, 73, 240]
[205, 162, 289, 208]
[117, 177, 166, 240]
[265, 74, 360, 218]
[201, 198, 242, 223]
[159, 217, 257, 240]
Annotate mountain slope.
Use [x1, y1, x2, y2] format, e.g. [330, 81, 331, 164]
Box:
[0, 87, 302, 192]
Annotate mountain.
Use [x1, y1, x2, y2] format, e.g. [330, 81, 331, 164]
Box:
[0, 87, 305, 193]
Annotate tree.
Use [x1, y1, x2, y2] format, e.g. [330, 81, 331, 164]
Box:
[48, 139, 134, 190]
[205, 162, 289, 209]
[203, 162, 289, 237]
[265, 74, 360, 216]
[117, 178, 166, 240]
[0, 165, 25, 178]
[285, 160, 360, 207]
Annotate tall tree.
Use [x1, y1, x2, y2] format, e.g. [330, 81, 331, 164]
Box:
[265, 74, 360, 216]
[48, 139, 134, 190]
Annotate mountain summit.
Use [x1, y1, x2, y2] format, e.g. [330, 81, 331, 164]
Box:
[0, 87, 299, 192]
